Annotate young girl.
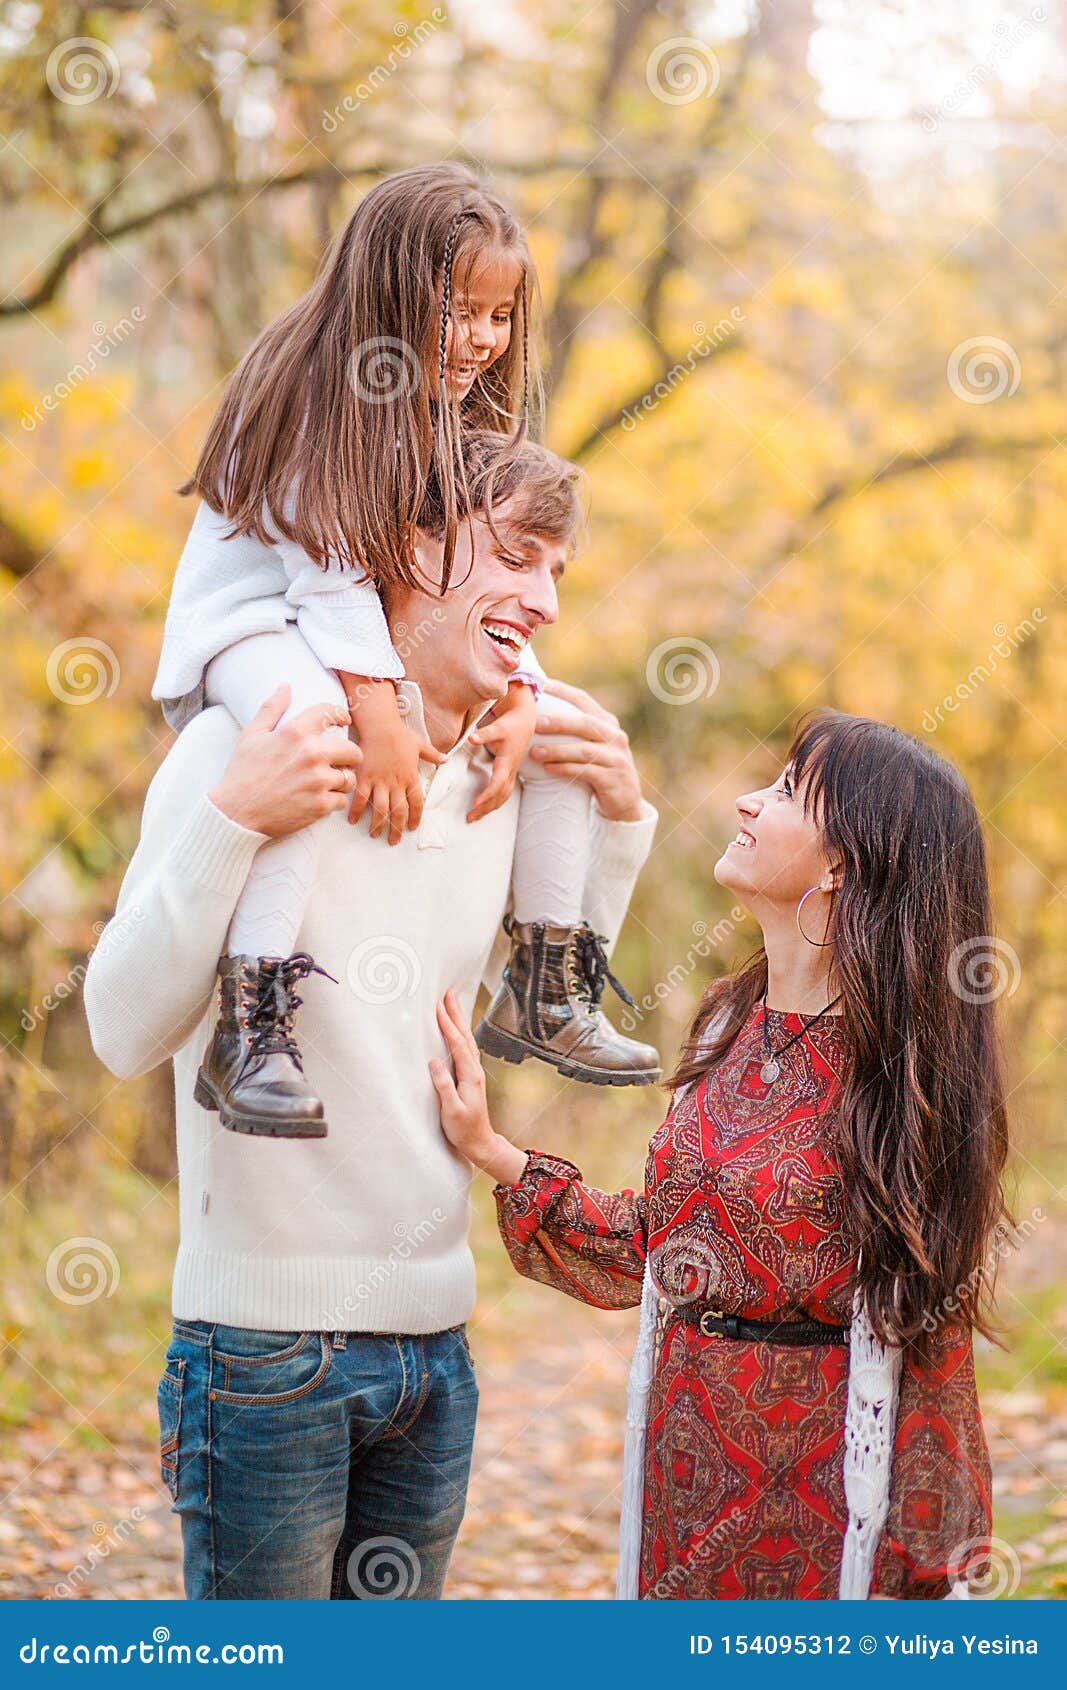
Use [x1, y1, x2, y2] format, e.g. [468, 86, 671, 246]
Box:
[153, 164, 660, 1139]
[432, 711, 1007, 1599]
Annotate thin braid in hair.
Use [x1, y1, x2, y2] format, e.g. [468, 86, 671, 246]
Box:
[434, 210, 468, 594]
[516, 271, 530, 444]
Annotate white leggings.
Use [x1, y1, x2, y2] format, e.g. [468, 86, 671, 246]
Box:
[205, 627, 592, 959]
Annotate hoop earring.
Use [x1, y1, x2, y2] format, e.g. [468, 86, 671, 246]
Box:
[796, 886, 834, 947]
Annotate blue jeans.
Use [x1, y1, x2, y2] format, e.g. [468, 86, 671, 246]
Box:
[158, 1320, 479, 1600]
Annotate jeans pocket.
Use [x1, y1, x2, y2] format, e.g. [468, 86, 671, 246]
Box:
[211, 1329, 333, 1405]
[157, 1359, 186, 1502]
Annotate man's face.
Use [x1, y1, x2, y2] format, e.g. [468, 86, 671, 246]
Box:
[400, 499, 566, 706]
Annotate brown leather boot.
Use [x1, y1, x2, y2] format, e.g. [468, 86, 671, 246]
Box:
[193, 953, 334, 1138]
[475, 917, 661, 1086]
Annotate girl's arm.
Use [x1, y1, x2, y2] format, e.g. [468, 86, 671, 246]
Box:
[275, 543, 446, 843]
[871, 1324, 993, 1598]
[429, 989, 648, 1311]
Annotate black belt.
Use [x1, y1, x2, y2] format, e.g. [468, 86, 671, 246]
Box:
[676, 1306, 849, 1346]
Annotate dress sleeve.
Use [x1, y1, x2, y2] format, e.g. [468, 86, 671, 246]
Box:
[494, 1151, 648, 1310]
[276, 541, 406, 681]
[872, 1324, 993, 1599]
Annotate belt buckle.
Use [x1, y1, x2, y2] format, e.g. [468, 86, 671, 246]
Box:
[698, 1307, 724, 1337]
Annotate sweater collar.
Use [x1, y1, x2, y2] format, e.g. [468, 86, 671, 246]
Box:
[394, 680, 497, 762]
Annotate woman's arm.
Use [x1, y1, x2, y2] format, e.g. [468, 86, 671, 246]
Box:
[871, 1324, 993, 1599]
[429, 989, 648, 1310]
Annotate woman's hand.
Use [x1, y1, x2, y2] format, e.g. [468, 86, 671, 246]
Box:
[429, 989, 528, 1186]
[527, 678, 646, 822]
[209, 686, 363, 837]
[466, 681, 538, 822]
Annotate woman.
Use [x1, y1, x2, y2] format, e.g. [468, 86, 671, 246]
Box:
[429, 710, 1008, 1599]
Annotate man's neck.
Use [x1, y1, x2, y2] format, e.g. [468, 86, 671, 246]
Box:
[399, 644, 494, 754]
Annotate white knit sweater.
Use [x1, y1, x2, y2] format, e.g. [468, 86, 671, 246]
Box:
[152, 501, 547, 730]
[84, 691, 656, 1334]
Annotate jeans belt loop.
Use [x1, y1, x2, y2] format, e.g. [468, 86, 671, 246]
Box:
[331, 1330, 348, 1350]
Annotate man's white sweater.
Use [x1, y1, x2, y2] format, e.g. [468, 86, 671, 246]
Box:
[83, 686, 657, 1335]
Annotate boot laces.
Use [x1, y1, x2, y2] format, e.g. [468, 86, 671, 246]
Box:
[246, 953, 337, 1067]
[569, 924, 638, 1012]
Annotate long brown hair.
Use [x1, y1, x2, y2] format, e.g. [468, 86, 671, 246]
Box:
[180, 163, 539, 593]
[669, 711, 1010, 1351]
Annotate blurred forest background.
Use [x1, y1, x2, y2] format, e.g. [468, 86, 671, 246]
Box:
[2, 0, 1066, 1598]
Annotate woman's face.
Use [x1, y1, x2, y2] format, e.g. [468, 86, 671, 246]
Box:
[443, 247, 523, 399]
[714, 764, 836, 909]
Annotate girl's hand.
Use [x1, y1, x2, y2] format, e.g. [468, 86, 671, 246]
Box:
[429, 989, 529, 1186]
[338, 673, 446, 845]
[466, 682, 538, 822]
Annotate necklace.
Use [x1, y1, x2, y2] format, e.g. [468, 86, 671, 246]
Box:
[759, 984, 843, 1084]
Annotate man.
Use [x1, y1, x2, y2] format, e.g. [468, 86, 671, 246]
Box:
[84, 434, 658, 1601]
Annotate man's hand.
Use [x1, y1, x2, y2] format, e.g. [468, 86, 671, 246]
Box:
[466, 681, 538, 823]
[527, 678, 646, 822]
[429, 989, 528, 1186]
[208, 685, 363, 837]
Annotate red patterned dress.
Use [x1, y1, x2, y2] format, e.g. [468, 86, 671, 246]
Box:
[494, 1002, 991, 1599]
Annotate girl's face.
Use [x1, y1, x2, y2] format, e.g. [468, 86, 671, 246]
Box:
[443, 247, 524, 400]
[714, 764, 837, 909]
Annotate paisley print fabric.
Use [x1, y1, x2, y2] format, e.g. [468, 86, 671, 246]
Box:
[494, 1002, 991, 1599]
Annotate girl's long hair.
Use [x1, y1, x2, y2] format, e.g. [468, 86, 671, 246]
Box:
[669, 711, 1010, 1351]
[180, 163, 539, 594]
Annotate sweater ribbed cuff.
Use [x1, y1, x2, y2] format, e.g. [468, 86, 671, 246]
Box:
[591, 800, 658, 881]
[168, 793, 269, 898]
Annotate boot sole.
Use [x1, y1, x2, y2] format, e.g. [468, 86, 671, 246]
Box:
[474, 1022, 661, 1087]
[193, 1072, 329, 1139]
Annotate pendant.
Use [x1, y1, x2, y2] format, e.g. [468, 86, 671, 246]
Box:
[760, 1058, 781, 1084]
